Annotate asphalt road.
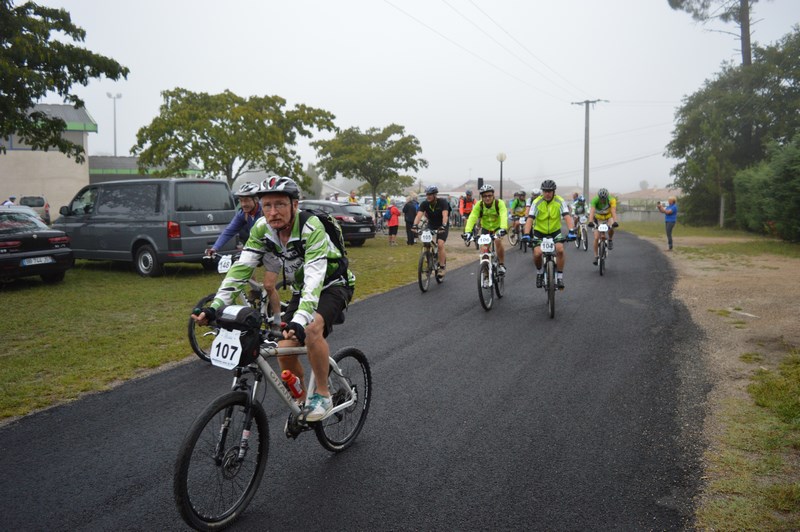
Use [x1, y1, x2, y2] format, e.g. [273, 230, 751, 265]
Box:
[0, 231, 709, 531]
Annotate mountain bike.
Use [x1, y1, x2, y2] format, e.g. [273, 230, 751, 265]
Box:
[375, 211, 388, 235]
[417, 227, 444, 292]
[175, 308, 371, 530]
[531, 234, 567, 319]
[472, 232, 504, 311]
[574, 215, 589, 252]
[594, 222, 611, 276]
[189, 252, 288, 362]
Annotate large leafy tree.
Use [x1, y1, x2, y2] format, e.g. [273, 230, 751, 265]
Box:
[0, 0, 129, 162]
[311, 124, 428, 205]
[667, 0, 762, 66]
[667, 27, 800, 224]
[132, 88, 336, 190]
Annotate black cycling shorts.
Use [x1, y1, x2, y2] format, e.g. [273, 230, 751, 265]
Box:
[533, 230, 562, 239]
[283, 285, 354, 338]
[432, 225, 449, 242]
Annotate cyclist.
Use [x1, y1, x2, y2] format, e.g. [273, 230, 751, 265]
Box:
[508, 190, 528, 236]
[570, 192, 588, 227]
[587, 187, 619, 265]
[463, 184, 509, 274]
[375, 192, 389, 225]
[192, 176, 355, 422]
[459, 190, 475, 219]
[204, 183, 283, 326]
[412, 185, 450, 281]
[522, 179, 575, 289]
[528, 188, 541, 209]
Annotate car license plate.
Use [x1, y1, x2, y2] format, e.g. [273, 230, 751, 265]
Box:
[200, 225, 220, 233]
[22, 256, 55, 266]
[359, 227, 371, 233]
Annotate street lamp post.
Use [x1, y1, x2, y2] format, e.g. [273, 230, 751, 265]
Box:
[106, 92, 122, 156]
[496, 152, 507, 201]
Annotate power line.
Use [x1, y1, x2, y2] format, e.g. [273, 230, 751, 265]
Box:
[383, 0, 566, 102]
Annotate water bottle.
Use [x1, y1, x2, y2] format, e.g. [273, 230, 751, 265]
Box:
[281, 370, 304, 399]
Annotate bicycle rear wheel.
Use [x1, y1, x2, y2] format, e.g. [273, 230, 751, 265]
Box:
[188, 293, 217, 362]
[478, 262, 493, 311]
[315, 347, 372, 452]
[546, 259, 555, 319]
[418, 250, 431, 292]
[174, 391, 269, 531]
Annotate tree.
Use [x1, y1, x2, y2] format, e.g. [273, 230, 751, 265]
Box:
[0, 0, 129, 163]
[311, 124, 428, 206]
[667, 0, 761, 66]
[132, 88, 336, 191]
[667, 28, 800, 225]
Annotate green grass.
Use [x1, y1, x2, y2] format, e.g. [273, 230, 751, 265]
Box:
[622, 221, 755, 239]
[698, 348, 800, 529]
[0, 236, 475, 420]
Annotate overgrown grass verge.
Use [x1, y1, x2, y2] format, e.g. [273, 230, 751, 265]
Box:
[0, 235, 476, 420]
[697, 348, 800, 529]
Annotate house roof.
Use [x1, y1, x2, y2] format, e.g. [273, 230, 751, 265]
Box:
[33, 104, 97, 132]
[617, 187, 682, 200]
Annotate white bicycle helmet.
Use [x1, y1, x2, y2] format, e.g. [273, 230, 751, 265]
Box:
[235, 182, 260, 197]
[258, 176, 300, 199]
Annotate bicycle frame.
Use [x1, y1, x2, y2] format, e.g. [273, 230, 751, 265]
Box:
[478, 233, 497, 286]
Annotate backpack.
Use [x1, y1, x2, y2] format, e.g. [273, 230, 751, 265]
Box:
[478, 199, 499, 217]
[383, 208, 391, 221]
[295, 209, 350, 286]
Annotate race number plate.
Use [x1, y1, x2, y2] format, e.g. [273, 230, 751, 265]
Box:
[210, 328, 242, 370]
[579, 215, 587, 223]
[598, 223, 609, 232]
[478, 234, 492, 245]
[421, 231, 433, 243]
[541, 238, 556, 253]
[217, 254, 233, 273]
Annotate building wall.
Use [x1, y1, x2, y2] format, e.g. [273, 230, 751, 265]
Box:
[0, 145, 90, 216]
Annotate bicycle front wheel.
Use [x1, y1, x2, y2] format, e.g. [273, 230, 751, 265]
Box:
[546, 260, 555, 319]
[599, 241, 606, 276]
[315, 347, 372, 452]
[188, 293, 217, 362]
[418, 250, 431, 292]
[581, 227, 588, 251]
[508, 229, 519, 247]
[174, 392, 269, 531]
[478, 262, 493, 311]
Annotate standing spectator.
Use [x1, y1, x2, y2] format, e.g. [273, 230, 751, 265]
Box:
[402, 193, 419, 245]
[348, 190, 359, 204]
[2, 195, 16, 206]
[386, 199, 402, 246]
[657, 196, 678, 251]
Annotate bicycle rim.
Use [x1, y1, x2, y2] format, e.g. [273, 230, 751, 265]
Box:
[509, 230, 518, 247]
[478, 262, 493, 311]
[581, 228, 588, 251]
[174, 392, 269, 531]
[315, 347, 372, 452]
[418, 251, 430, 292]
[188, 294, 217, 362]
[546, 260, 555, 319]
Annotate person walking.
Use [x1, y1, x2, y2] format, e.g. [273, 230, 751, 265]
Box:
[2, 195, 16, 206]
[657, 196, 678, 251]
[402, 193, 419, 245]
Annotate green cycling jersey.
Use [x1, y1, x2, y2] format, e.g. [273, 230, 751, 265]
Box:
[210, 211, 355, 328]
[529, 194, 569, 234]
[464, 199, 509, 233]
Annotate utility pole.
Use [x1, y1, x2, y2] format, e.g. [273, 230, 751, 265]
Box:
[571, 99, 607, 199]
[107, 92, 122, 157]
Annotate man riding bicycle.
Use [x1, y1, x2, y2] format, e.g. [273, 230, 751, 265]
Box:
[463, 184, 509, 274]
[204, 182, 283, 326]
[412, 185, 450, 281]
[459, 190, 475, 220]
[522, 179, 575, 289]
[587, 188, 619, 265]
[570, 192, 588, 227]
[192, 176, 355, 423]
[508, 190, 528, 236]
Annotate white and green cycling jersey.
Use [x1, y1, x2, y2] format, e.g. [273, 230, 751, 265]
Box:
[210, 211, 355, 328]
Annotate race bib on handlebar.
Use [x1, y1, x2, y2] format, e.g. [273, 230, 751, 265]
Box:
[477, 234, 492, 246]
[579, 215, 587, 224]
[420, 230, 433, 243]
[541, 238, 556, 253]
[597, 223, 609, 232]
[210, 328, 242, 370]
[217, 254, 233, 273]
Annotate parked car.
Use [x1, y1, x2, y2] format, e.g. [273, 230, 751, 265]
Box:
[298, 200, 376, 247]
[0, 204, 46, 223]
[0, 208, 74, 284]
[19, 195, 50, 224]
[52, 178, 238, 277]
